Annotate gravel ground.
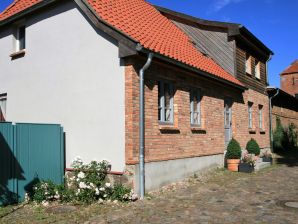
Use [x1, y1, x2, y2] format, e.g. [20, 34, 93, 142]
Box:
[1, 158, 298, 224]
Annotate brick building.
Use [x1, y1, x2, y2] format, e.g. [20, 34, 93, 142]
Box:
[0, 0, 272, 193]
[280, 60, 298, 98]
[269, 60, 298, 131]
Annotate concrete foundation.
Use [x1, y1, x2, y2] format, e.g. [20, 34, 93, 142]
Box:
[129, 154, 224, 193]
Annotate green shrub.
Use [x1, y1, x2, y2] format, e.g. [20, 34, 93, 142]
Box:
[32, 180, 57, 203]
[246, 138, 260, 155]
[287, 123, 298, 150]
[273, 117, 285, 151]
[110, 184, 137, 202]
[31, 158, 137, 204]
[226, 138, 241, 159]
[273, 117, 298, 151]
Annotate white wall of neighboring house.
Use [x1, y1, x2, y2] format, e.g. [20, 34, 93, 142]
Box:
[0, 1, 125, 171]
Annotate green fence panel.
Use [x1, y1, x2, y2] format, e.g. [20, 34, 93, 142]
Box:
[16, 123, 64, 202]
[0, 123, 19, 205]
[0, 122, 64, 205]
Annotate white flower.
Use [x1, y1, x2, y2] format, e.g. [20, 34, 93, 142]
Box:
[95, 188, 100, 195]
[98, 198, 104, 204]
[54, 194, 60, 199]
[77, 171, 85, 179]
[41, 200, 49, 207]
[24, 193, 30, 202]
[105, 183, 111, 188]
[131, 194, 138, 201]
[99, 187, 105, 191]
[79, 182, 87, 189]
[103, 194, 107, 198]
[90, 183, 95, 189]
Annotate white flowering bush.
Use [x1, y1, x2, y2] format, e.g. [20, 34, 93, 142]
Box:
[31, 157, 137, 204]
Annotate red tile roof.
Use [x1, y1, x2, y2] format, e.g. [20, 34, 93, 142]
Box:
[0, 0, 41, 21]
[0, 0, 243, 87]
[281, 60, 298, 75]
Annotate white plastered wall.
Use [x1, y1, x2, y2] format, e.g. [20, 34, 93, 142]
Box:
[0, 1, 125, 171]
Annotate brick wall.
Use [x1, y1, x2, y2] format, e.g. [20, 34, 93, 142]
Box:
[272, 106, 298, 130]
[125, 57, 270, 165]
[280, 73, 298, 97]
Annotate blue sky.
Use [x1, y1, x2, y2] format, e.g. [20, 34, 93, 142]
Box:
[1, 0, 297, 88]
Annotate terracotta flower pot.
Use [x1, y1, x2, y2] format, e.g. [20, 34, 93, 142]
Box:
[227, 159, 240, 172]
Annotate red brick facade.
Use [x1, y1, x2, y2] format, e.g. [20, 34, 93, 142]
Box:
[280, 73, 298, 97]
[125, 57, 270, 165]
[272, 106, 298, 130]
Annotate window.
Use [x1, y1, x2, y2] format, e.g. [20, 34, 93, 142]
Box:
[190, 89, 201, 126]
[158, 81, 173, 123]
[295, 93, 298, 99]
[255, 60, 261, 79]
[248, 102, 253, 129]
[245, 54, 252, 74]
[15, 25, 26, 52]
[259, 105, 263, 129]
[0, 94, 7, 122]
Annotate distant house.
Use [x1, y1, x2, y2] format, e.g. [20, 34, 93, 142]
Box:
[268, 61, 298, 130]
[0, 0, 272, 192]
[280, 60, 298, 98]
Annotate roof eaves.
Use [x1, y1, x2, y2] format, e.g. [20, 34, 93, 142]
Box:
[238, 26, 274, 55]
[155, 5, 273, 57]
[155, 5, 240, 30]
[0, 0, 57, 27]
[77, 0, 138, 44]
[138, 46, 246, 91]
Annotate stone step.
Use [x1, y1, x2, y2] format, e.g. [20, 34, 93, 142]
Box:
[255, 161, 271, 171]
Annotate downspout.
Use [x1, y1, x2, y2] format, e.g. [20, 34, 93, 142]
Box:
[269, 88, 279, 152]
[139, 52, 153, 199]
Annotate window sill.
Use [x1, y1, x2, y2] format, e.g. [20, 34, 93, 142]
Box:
[191, 126, 206, 134]
[159, 125, 180, 133]
[10, 49, 26, 59]
[249, 128, 256, 133]
[246, 72, 252, 76]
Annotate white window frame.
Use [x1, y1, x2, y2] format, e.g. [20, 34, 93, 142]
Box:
[248, 102, 253, 129]
[158, 81, 174, 124]
[245, 54, 252, 75]
[259, 105, 263, 129]
[190, 89, 201, 126]
[255, 60, 261, 79]
[0, 94, 7, 122]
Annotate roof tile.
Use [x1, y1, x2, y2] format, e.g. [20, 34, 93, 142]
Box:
[0, 0, 41, 20]
[281, 60, 298, 75]
[0, 0, 243, 87]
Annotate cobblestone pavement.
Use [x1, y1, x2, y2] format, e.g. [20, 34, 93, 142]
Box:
[1, 163, 298, 224]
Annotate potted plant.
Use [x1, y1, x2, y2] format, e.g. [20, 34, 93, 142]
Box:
[246, 138, 260, 157]
[262, 151, 272, 163]
[226, 138, 242, 172]
[239, 150, 257, 173]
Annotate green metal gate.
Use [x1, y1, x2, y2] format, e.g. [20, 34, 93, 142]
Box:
[0, 122, 64, 205]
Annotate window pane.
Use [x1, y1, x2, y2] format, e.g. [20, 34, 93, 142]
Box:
[248, 104, 252, 128]
[191, 90, 201, 126]
[19, 26, 26, 50]
[0, 98, 7, 122]
[164, 83, 172, 122]
[158, 82, 162, 121]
